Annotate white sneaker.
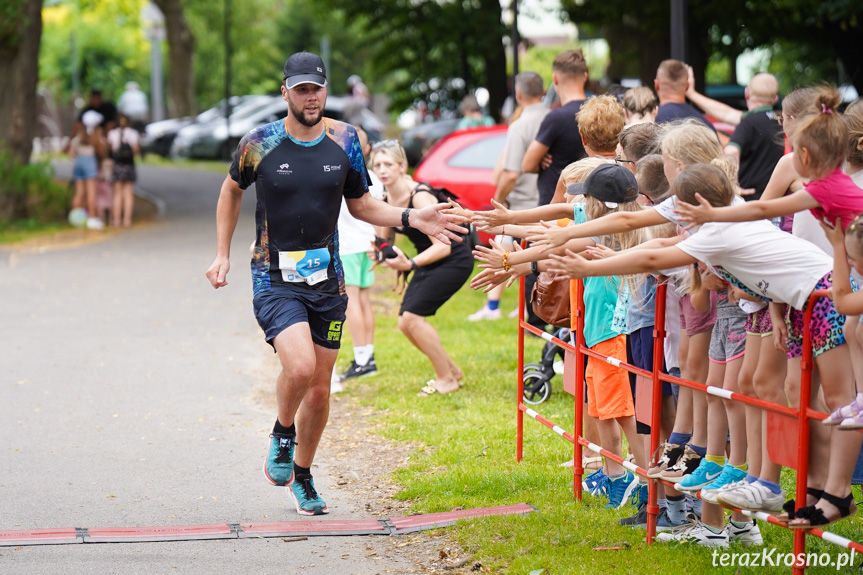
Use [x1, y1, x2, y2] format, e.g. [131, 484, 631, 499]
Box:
[727, 519, 763, 547]
[86, 217, 105, 230]
[468, 306, 501, 321]
[330, 379, 344, 394]
[657, 520, 729, 548]
[701, 479, 747, 505]
[508, 307, 522, 319]
[717, 481, 785, 513]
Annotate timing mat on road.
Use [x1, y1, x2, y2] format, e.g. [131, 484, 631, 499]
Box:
[0, 503, 536, 546]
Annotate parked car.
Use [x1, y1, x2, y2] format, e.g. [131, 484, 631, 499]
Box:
[401, 118, 460, 166]
[171, 94, 386, 161]
[171, 95, 280, 160]
[142, 95, 254, 157]
[413, 125, 508, 245]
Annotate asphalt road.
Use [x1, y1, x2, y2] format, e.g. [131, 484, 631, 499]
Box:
[0, 162, 414, 574]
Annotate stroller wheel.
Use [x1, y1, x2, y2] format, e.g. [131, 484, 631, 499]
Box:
[523, 371, 552, 404]
[522, 362, 544, 375]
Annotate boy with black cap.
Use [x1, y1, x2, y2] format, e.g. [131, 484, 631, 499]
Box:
[206, 52, 467, 515]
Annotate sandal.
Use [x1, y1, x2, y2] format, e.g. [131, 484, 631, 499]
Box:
[788, 492, 857, 529]
[776, 488, 824, 522]
[823, 393, 863, 426]
[417, 383, 438, 397]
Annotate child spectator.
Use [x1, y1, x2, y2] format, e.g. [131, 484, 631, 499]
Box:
[550, 162, 860, 535]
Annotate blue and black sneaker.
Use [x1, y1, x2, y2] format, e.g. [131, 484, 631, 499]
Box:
[263, 433, 296, 486]
[288, 476, 329, 516]
[582, 468, 610, 497]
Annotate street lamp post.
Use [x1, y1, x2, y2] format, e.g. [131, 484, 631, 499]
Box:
[142, 3, 166, 122]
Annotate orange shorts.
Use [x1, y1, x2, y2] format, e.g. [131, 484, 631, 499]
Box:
[586, 335, 635, 420]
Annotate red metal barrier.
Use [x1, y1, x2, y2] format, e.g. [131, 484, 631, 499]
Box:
[515, 281, 862, 572]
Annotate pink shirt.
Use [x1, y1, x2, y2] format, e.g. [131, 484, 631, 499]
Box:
[804, 168, 863, 230]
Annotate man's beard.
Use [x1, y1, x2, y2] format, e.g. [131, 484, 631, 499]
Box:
[289, 99, 323, 128]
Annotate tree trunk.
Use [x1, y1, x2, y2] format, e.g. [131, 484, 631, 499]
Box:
[477, 0, 507, 123]
[828, 21, 863, 96]
[0, 0, 44, 165]
[153, 0, 196, 117]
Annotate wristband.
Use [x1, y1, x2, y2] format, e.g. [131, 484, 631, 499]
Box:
[530, 261, 539, 275]
[401, 208, 412, 228]
[409, 258, 418, 271]
[502, 251, 511, 272]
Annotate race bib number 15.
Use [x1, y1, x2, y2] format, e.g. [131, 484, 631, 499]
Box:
[278, 248, 330, 285]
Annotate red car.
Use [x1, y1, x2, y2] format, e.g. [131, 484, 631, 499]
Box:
[413, 125, 508, 244]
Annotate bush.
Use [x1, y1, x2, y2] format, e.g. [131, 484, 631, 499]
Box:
[0, 150, 68, 223]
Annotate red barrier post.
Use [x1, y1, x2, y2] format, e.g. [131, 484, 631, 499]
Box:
[573, 279, 586, 501]
[792, 290, 825, 573]
[517, 274, 526, 463]
[645, 282, 668, 543]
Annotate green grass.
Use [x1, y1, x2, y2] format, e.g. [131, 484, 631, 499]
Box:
[338, 258, 863, 574]
[0, 219, 70, 244]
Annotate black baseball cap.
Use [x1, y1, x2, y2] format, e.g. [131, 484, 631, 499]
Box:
[283, 52, 327, 88]
[565, 163, 639, 207]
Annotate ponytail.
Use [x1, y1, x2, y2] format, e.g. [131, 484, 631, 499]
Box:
[793, 86, 848, 179]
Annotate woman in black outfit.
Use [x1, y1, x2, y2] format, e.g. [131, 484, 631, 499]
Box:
[370, 140, 474, 395]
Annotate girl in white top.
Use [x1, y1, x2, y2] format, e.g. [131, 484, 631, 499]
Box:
[550, 163, 860, 530]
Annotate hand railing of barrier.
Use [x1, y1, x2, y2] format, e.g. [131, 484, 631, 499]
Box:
[514, 275, 862, 572]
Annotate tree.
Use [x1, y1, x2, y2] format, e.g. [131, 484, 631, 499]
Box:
[319, 0, 508, 120]
[152, 0, 195, 117]
[1, 0, 44, 165]
[561, 0, 863, 95]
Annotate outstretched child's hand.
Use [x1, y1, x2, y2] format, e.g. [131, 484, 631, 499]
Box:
[442, 198, 475, 221]
[473, 238, 507, 270]
[547, 248, 591, 279]
[674, 194, 716, 229]
[819, 217, 845, 247]
[526, 220, 571, 248]
[472, 199, 513, 229]
[584, 244, 615, 260]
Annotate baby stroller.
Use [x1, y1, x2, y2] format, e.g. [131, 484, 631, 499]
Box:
[522, 327, 570, 404]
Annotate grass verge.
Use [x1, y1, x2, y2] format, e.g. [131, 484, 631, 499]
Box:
[338, 260, 863, 574]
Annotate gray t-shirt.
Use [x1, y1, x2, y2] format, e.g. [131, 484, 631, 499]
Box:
[502, 102, 549, 211]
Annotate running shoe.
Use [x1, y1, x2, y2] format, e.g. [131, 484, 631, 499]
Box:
[630, 483, 648, 509]
[582, 468, 610, 497]
[823, 392, 863, 425]
[287, 476, 329, 516]
[727, 519, 763, 547]
[606, 470, 639, 509]
[656, 520, 729, 547]
[336, 356, 378, 382]
[717, 481, 785, 513]
[659, 445, 703, 483]
[263, 433, 296, 486]
[619, 501, 647, 527]
[647, 442, 684, 478]
[468, 306, 502, 321]
[653, 507, 687, 532]
[677, 459, 726, 492]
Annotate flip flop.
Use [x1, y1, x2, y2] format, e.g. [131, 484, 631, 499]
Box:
[418, 381, 438, 397]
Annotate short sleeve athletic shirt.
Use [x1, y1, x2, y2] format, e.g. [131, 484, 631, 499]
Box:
[229, 116, 369, 296]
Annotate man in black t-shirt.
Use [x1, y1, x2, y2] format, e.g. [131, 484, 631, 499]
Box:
[653, 60, 714, 132]
[686, 71, 783, 200]
[78, 89, 117, 131]
[522, 49, 589, 206]
[205, 52, 466, 516]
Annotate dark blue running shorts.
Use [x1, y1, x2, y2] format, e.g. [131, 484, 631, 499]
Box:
[252, 286, 348, 350]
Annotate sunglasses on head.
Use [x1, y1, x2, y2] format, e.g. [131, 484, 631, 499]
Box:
[372, 139, 400, 150]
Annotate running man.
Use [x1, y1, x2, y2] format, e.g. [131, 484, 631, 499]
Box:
[205, 52, 466, 515]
